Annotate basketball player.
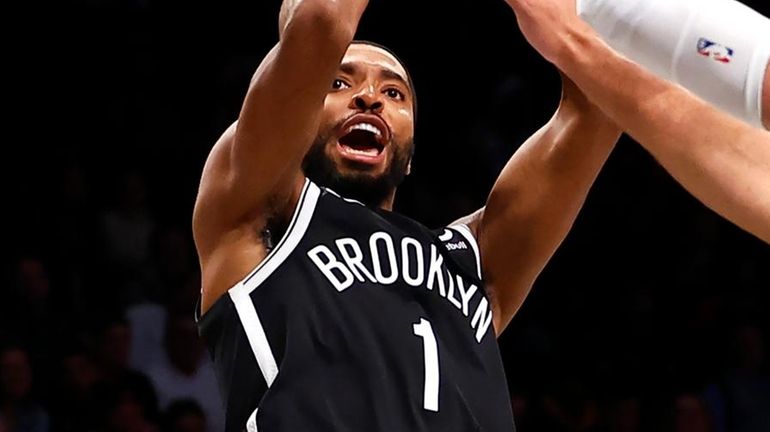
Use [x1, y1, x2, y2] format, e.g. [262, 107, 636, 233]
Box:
[193, 0, 620, 430]
[503, 0, 770, 243]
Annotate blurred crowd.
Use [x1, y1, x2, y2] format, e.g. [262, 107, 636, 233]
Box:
[7, 0, 770, 431]
[4, 168, 223, 432]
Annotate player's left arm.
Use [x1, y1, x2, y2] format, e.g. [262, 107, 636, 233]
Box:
[460, 77, 621, 335]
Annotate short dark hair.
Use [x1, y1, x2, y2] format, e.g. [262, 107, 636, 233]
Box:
[350, 40, 418, 124]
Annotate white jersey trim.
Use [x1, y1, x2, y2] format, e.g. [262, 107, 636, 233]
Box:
[228, 179, 321, 388]
[246, 408, 259, 432]
[449, 224, 482, 280]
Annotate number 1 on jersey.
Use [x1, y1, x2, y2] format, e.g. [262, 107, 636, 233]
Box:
[412, 318, 439, 412]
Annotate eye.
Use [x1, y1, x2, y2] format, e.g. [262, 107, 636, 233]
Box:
[385, 88, 405, 101]
[332, 79, 350, 91]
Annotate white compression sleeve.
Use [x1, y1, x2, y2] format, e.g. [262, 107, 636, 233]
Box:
[578, 0, 770, 128]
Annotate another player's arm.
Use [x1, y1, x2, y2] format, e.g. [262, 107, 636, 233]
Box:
[577, 0, 770, 130]
[562, 41, 770, 242]
[504, 0, 770, 244]
[743, 44, 769, 130]
[460, 78, 621, 335]
[194, 0, 369, 313]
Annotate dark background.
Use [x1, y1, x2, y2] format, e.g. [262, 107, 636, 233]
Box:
[5, 0, 770, 431]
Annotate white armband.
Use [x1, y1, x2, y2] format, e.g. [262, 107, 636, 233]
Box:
[578, 0, 770, 128]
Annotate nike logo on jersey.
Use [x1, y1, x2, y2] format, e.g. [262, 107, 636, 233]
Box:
[438, 229, 453, 242]
[307, 232, 493, 343]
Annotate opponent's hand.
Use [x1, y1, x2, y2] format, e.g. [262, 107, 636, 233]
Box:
[503, 0, 587, 65]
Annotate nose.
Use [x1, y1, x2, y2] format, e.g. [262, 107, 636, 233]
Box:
[350, 87, 384, 113]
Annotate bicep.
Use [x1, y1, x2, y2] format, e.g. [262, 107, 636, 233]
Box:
[192, 122, 302, 257]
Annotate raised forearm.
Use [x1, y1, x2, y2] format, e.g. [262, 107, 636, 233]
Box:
[196, 0, 370, 251]
[554, 25, 770, 243]
[279, 0, 369, 41]
[481, 95, 620, 332]
[229, 0, 369, 206]
[577, 0, 770, 130]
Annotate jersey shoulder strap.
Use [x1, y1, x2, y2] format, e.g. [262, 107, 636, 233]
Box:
[433, 224, 482, 282]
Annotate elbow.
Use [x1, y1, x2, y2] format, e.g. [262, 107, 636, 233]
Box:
[282, 1, 357, 49]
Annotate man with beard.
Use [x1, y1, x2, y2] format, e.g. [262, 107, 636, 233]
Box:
[192, 0, 620, 430]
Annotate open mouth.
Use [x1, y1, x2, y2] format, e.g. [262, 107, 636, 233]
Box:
[337, 116, 390, 164]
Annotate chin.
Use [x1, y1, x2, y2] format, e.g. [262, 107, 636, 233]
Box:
[337, 162, 388, 178]
[303, 135, 410, 207]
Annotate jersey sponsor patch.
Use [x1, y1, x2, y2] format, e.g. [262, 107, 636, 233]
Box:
[697, 37, 734, 63]
[444, 241, 468, 251]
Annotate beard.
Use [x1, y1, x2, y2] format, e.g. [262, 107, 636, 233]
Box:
[302, 129, 413, 208]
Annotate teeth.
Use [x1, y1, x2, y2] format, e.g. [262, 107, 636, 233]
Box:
[342, 145, 379, 157]
[349, 122, 383, 137]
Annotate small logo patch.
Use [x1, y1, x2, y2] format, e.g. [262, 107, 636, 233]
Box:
[697, 38, 734, 63]
[445, 241, 468, 251]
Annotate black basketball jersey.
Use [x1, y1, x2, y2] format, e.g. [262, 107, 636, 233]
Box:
[197, 179, 516, 432]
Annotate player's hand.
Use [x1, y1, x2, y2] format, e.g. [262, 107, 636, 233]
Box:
[503, 0, 587, 65]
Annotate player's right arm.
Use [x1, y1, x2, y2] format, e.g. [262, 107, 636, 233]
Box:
[504, 0, 770, 244]
[194, 0, 369, 313]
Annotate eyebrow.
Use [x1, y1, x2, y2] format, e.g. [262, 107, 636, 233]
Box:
[339, 62, 410, 92]
[378, 68, 409, 91]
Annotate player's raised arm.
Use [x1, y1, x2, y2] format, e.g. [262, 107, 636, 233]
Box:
[458, 78, 620, 335]
[577, 0, 770, 130]
[503, 0, 770, 244]
[194, 0, 369, 312]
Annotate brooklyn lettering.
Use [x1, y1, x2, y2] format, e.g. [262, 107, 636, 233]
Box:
[307, 231, 492, 343]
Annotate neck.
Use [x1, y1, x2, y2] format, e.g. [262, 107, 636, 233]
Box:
[378, 190, 396, 211]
